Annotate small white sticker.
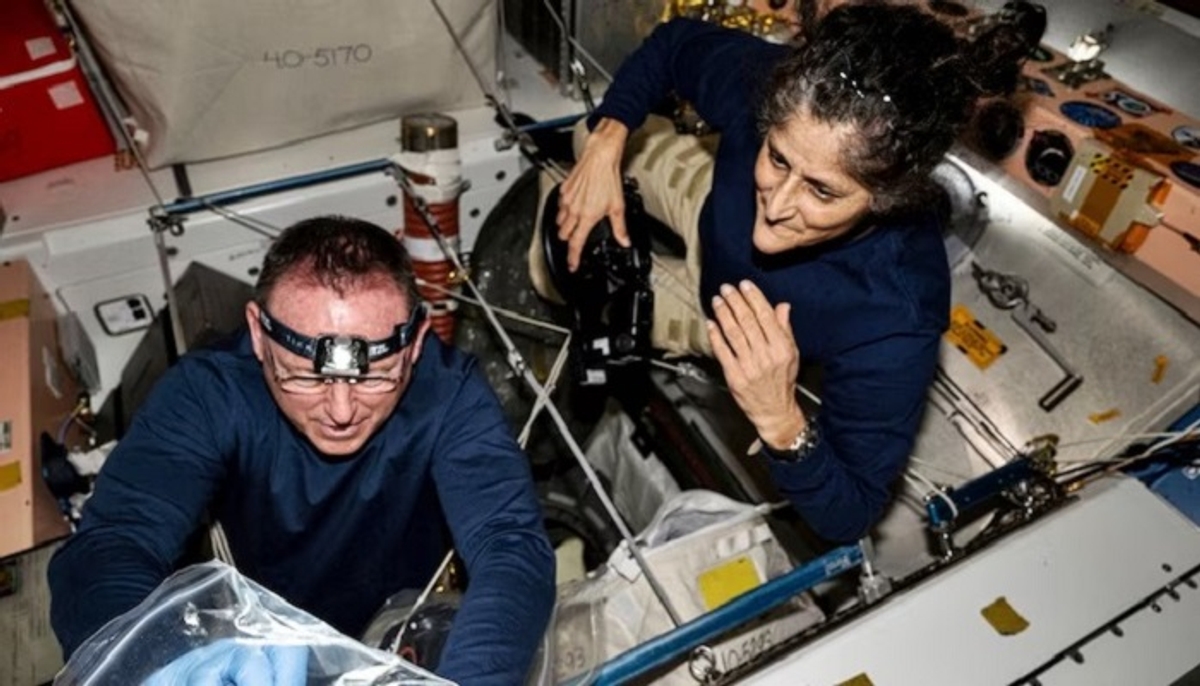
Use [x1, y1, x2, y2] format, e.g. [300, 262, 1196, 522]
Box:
[25, 37, 58, 62]
[1061, 165, 1088, 205]
[0, 420, 11, 453]
[43, 346, 64, 400]
[48, 81, 84, 110]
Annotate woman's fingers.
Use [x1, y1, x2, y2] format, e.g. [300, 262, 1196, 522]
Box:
[711, 290, 752, 359]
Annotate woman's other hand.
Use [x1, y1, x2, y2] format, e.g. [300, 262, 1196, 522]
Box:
[707, 280, 807, 450]
[557, 118, 631, 271]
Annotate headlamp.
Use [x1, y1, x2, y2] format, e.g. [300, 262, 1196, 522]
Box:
[257, 303, 426, 377]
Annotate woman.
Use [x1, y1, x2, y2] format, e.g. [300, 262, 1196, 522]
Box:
[544, 1, 1031, 542]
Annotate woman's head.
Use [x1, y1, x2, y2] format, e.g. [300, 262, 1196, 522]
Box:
[751, 1, 1032, 253]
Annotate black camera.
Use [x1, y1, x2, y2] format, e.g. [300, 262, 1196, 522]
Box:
[541, 181, 657, 386]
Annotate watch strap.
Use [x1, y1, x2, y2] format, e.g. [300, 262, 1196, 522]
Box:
[762, 421, 821, 464]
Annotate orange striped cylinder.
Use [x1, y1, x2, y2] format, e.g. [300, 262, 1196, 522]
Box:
[396, 113, 462, 344]
[402, 195, 460, 343]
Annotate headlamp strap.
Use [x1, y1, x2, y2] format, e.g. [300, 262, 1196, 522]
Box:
[257, 304, 426, 373]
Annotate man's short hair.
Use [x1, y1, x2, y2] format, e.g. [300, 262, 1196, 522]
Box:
[255, 215, 420, 308]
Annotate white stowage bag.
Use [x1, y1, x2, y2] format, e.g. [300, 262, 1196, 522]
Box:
[531, 491, 826, 685]
[54, 561, 454, 686]
[70, 0, 497, 167]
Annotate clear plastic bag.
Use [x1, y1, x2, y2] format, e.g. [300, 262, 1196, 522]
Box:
[55, 561, 455, 685]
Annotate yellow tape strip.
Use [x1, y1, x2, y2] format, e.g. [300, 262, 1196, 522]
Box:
[981, 596, 1029, 636]
[0, 298, 31, 322]
[0, 461, 22, 492]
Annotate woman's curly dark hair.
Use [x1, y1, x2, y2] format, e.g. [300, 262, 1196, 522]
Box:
[758, 1, 1033, 214]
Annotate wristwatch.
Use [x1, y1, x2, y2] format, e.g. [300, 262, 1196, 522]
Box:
[763, 421, 821, 464]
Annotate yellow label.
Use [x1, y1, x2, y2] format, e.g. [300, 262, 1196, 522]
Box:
[981, 596, 1029, 636]
[945, 304, 1007, 370]
[697, 555, 762, 611]
[0, 298, 30, 322]
[1089, 408, 1122, 424]
[0, 461, 21, 492]
[1152, 354, 1169, 384]
[838, 675, 875, 686]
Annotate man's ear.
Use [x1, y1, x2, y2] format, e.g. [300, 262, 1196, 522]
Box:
[408, 310, 433, 366]
[245, 301, 266, 362]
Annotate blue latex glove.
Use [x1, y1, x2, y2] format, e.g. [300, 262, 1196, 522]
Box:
[142, 639, 308, 685]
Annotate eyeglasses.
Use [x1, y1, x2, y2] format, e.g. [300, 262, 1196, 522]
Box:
[264, 344, 406, 396]
[273, 371, 403, 395]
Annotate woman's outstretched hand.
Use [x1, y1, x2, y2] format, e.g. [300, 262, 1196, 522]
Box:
[707, 280, 808, 450]
[556, 118, 631, 271]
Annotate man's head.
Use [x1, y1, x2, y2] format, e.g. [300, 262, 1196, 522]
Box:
[245, 216, 430, 457]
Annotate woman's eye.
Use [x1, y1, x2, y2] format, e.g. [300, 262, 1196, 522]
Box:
[810, 186, 833, 201]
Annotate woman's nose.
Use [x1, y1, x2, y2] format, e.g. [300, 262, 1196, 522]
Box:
[763, 178, 799, 224]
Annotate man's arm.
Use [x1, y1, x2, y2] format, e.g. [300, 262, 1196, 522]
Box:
[429, 361, 555, 685]
[48, 360, 227, 657]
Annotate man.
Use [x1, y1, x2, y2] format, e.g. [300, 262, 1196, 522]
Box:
[49, 216, 556, 684]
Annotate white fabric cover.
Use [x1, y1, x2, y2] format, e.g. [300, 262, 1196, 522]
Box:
[535, 491, 825, 685]
[71, 0, 496, 166]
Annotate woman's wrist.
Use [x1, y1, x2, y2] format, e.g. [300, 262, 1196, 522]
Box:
[757, 406, 808, 452]
[587, 118, 629, 159]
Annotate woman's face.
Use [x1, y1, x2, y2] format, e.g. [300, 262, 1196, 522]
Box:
[752, 110, 874, 254]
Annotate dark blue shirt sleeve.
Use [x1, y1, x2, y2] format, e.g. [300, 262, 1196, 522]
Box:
[430, 361, 556, 685]
[48, 361, 228, 657]
[592, 17, 785, 134]
[763, 331, 941, 543]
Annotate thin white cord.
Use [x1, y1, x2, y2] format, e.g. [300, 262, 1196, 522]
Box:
[1055, 431, 1199, 451]
[517, 333, 573, 448]
[1077, 416, 1200, 484]
[907, 455, 973, 482]
[415, 278, 572, 336]
[538, 0, 615, 83]
[386, 550, 456, 655]
[905, 469, 959, 521]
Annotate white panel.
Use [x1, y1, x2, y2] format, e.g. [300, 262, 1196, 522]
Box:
[742, 478, 1200, 686]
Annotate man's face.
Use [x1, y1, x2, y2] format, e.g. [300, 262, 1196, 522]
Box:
[246, 271, 429, 457]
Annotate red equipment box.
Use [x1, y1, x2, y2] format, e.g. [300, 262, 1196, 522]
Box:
[0, 0, 114, 182]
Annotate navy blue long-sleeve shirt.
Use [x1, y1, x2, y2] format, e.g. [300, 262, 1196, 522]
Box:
[594, 19, 950, 542]
[48, 332, 555, 684]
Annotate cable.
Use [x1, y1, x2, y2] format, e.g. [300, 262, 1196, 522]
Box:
[428, 0, 574, 184]
[386, 550, 456, 655]
[1068, 416, 1200, 486]
[905, 469, 959, 521]
[414, 279, 572, 336]
[396, 167, 686, 627]
[199, 200, 282, 239]
[907, 455, 973, 482]
[1054, 430, 1199, 451]
[538, 0, 615, 83]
